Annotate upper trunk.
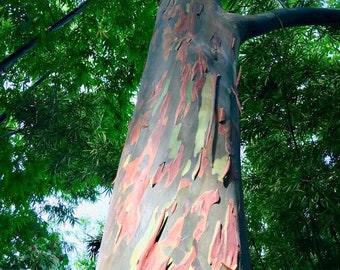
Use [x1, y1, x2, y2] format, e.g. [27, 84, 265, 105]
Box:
[97, 0, 340, 269]
[97, 0, 250, 269]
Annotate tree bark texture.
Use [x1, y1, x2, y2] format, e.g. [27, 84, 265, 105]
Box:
[97, 0, 250, 269]
[97, 0, 340, 269]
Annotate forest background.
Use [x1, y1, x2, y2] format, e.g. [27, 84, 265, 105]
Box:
[0, 0, 339, 269]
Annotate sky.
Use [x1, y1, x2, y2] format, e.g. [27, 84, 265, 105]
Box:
[59, 193, 110, 267]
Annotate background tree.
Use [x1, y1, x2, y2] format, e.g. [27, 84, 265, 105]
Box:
[0, 0, 156, 267]
[240, 16, 340, 270]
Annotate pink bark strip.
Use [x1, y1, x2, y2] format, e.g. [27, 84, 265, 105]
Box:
[137, 210, 170, 270]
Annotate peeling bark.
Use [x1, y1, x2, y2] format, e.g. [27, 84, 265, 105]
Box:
[98, 1, 249, 269]
[97, 0, 340, 269]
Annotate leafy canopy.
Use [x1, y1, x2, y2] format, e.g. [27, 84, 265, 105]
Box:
[0, 0, 157, 267]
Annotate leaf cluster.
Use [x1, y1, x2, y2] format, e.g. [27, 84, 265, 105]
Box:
[240, 5, 339, 269]
[0, 202, 71, 269]
[0, 0, 157, 266]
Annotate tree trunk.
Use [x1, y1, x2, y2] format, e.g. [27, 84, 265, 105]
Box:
[97, 0, 340, 269]
[98, 0, 250, 269]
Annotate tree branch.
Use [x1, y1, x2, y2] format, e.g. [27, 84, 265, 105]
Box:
[0, 112, 7, 124]
[30, 71, 51, 89]
[275, 0, 286, 8]
[0, 0, 93, 72]
[242, 8, 340, 42]
[0, 129, 21, 139]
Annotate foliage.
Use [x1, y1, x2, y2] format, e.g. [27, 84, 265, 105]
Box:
[239, 3, 340, 269]
[71, 217, 104, 269]
[0, 0, 157, 266]
[73, 254, 96, 270]
[0, 203, 71, 269]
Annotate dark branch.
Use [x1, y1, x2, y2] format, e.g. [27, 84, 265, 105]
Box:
[273, 0, 286, 9]
[0, 129, 21, 139]
[0, 0, 93, 72]
[46, 0, 92, 33]
[242, 8, 340, 42]
[31, 71, 51, 89]
[0, 112, 7, 124]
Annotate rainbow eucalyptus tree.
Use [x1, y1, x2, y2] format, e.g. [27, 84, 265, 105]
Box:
[97, 0, 340, 269]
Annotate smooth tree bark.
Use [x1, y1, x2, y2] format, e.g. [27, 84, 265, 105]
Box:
[97, 1, 340, 269]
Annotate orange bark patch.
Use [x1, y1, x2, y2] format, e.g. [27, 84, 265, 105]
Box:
[162, 25, 175, 60]
[157, 205, 190, 251]
[222, 158, 231, 180]
[120, 155, 144, 191]
[137, 210, 170, 270]
[209, 199, 240, 270]
[115, 174, 149, 244]
[218, 107, 226, 123]
[176, 39, 191, 63]
[151, 145, 185, 188]
[193, 218, 206, 241]
[153, 71, 168, 98]
[191, 189, 220, 217]
[224, 200, 240, 269]
[191, 46, 207, 102]
[193, 147, 210, 180]
[192, 189, 220, 241]
[165, 145, 185, 187]
[115, 119, 167, 242]
[231, 86, 242, 114]
[218, 119, 230, 136]
[162, 215, 186, 249]
[231, 37, 236, 49]
[209, 222, 224, 269]
[162, 3, 181, 21]
[178, 177, 192, 190]
[175, 62, 191, 123]
[130, 116, 146, 145]
[159, 93, 171, 126]
[198, 147, 209, 178]
[174, 11, 194, 36]
[137, 249, 170, 270]
[130, 113, 150, 145]
[170, 201, 178, 214]
[151, 162, 166, 187]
